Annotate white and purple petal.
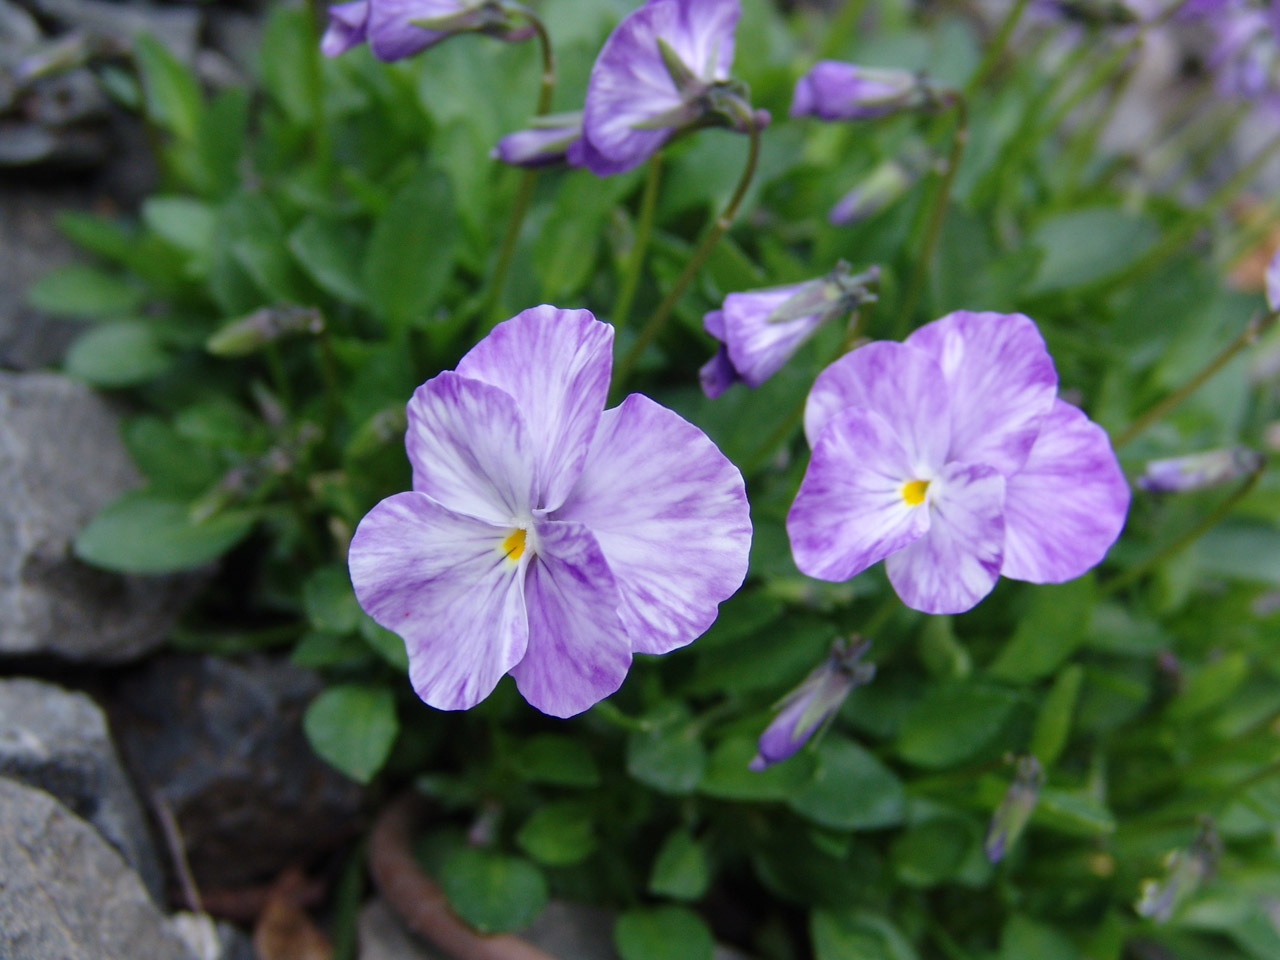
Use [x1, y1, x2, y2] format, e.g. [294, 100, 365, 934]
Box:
[884, 461, 1006, 614]
[905, 311, 1058, 477]
[513, 521, 632, 718]
[788, 405, 932, 582]
[455, 305, 613, 512]
[1001, 398, 1130, 584]
[721, 283, 824, 388]
[365, 0, 460, 60]
[321, 0, 370, 56]
[552, 394, 750, 655]
[405, 371, 538, 524]
[348, 492, 528, 711]
[789, 61, 920, 121]
[803, 340, 951, 474]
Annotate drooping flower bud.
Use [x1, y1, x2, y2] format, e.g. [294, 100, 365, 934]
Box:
[1267, 246, 1279, 313]
[206, 306, 325, 357]
[984, 755, 1044, 864]
[322, 0, 533, 63]
[491, 113, 584, 168]
[828, 157, 918, 225]
[790, 61, 934, 121]
[1135, 818, 1221, 922]
[1137, 446, 1265, 493]
[749, 637, 875, 771]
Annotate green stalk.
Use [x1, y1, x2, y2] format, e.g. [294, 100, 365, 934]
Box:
[612, 119, 763, 392]
[965, 0, 1030, 95]
[818, 0, 872, 59]
[611, 152, 664, 331]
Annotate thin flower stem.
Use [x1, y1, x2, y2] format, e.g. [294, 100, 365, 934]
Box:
[1101, 465, 1265, 598]
[965, 0, 1030, 95]
[611, 153, 664, 331]
[613, 119, 763, 391]
[1114, 309, 1280, 449]
[316, 325, 342, 429]
[591, 700, 652, 732]
[482, 9, 556, 324]
[897, 94, 968, 335]
[862, 592, 900, 637]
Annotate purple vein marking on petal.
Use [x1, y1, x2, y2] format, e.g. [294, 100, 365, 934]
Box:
[553, 393, 752, 655]
[884, 460, 1006, 614]
[788, 404, 931, 582]
[348, 491, 529, 711]
[455, 305, 613, 512]
[905, 311, 1058, 477]
[1002, 398, 1130, 583]
[722, 283, 821, 388]
[405, 370, 538, 524]
[512, 520, 632, 718]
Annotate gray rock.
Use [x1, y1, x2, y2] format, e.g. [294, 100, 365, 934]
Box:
[112, 655, 365, 890]
[0, 777, 197, 960]
[28, 0, 200, 65]
[0, 677, 164, 900]
[0, 372, 198, 661]
[358, 899, 448, 960]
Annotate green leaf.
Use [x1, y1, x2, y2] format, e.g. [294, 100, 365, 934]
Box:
[699, 736, 813, 802]
[259, 6, 320, 126]
[787, 737, 905, 830]
[438, 848, 547, 934]
[303, 684, 398, 784]
[27, 265, 143, 318]
[133, 33, 203, 141]
[289, 216, 368, 305]
[989, 578, 1096, 683]
[1167, 652, 1249, 721]
[889, 818, 972, 888]
[122, 417, 222, 498]
[1031, 664, 1084, 769]
[512, 735, 601, 788]
[626, 704, 706, 795]
[363, 166, 459, 329]
[142, 196, 216, 261]
[998, 916, 1080, 960]
[74, 493, 255, 574]
[291, 631, 371, 669]
[1027, 208, 1158, 293]
[897, 683, 1019, 769]
[63, 322, 173, 388]
[515, 801, 597, 867]
[1033, 788, 1116, 837]
[302, 564, 361, 634]
[535, 170, 622, 301]
[615, 906, 714, 960]
[359, 616, 410, 671]
[648, 829, 710, 901]
[811, 909, 919, 960]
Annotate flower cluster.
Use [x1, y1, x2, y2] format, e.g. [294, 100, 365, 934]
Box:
[348, 307, 751, 717]
[787, 311, 1130, 614]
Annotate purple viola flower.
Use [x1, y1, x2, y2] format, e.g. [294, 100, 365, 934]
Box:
[1184, 0, 1280, 108]
[749, 637, 875, 771]
[1267, 245, 1280, 311]
[787, 311, 1130, 614]
[699, 262, 880, 399]
[578, 0, 757, 176]
[1138, 446, 1264, 493]
[322, 0, 532, 62]
[790, 61, 927, 121]
[348, 306, 752, 718]
[492, 113, 584, 168]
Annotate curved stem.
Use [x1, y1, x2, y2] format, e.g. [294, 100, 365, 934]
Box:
[965, 0, 1029, 95]
[1101, 466, 1264, 598]
[1115, 309, 1279, 449]
[611, 152, 664, 331]
[612, 120, 762, 391]
[897, 95, 968, 336]
[482, 9, 556, 324]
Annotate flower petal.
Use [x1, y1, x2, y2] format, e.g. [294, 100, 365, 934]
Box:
[803, 340, 951, 474]
[321, 1, 369, 56]
[348, 492, 528, 711]
[365, 0, 457, 60]
[513, 521, 632, 717]
[788, 405, 931, 582]
[553, 394, 750, 654]
[905, 311, 1057, 477]
[1002, 399, 1130, 583]
[722, 283, 822, 387]
[405, 371, 537, 524]
[455, 305, 613, 512]
[884, 461, 1006, 614]
[700, 346, 739, 398]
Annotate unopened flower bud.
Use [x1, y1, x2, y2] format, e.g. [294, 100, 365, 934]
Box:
[206, 306, 325, 357]
[1137, 446, 1264, 493]
[492, 113, 583, 168]
[1267, 247, 1279, 313]
[749, 637, 875, 771]
[984, 755, 1044, 863]
[1135, 818, 1221, 922]
[791, 61, 931, 121]
[829, 157, 917, 225]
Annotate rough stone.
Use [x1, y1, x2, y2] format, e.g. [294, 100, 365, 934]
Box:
[111, 654, 365, 890]
[0, 372, 197, 661]
[0, 776, 197, 960]
[0, 677, 164, 900]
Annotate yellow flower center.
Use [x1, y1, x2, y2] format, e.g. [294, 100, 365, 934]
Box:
[502, 528, 527, 561]
[901, 479, 930, 506]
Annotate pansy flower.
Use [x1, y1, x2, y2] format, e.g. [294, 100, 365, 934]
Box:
[321, 0, 533, 62]
[787, 311, 1129, 614]
[578, 0, 759, 176]
[348, 306, 752, 717]
[700, 262, 879, 398]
